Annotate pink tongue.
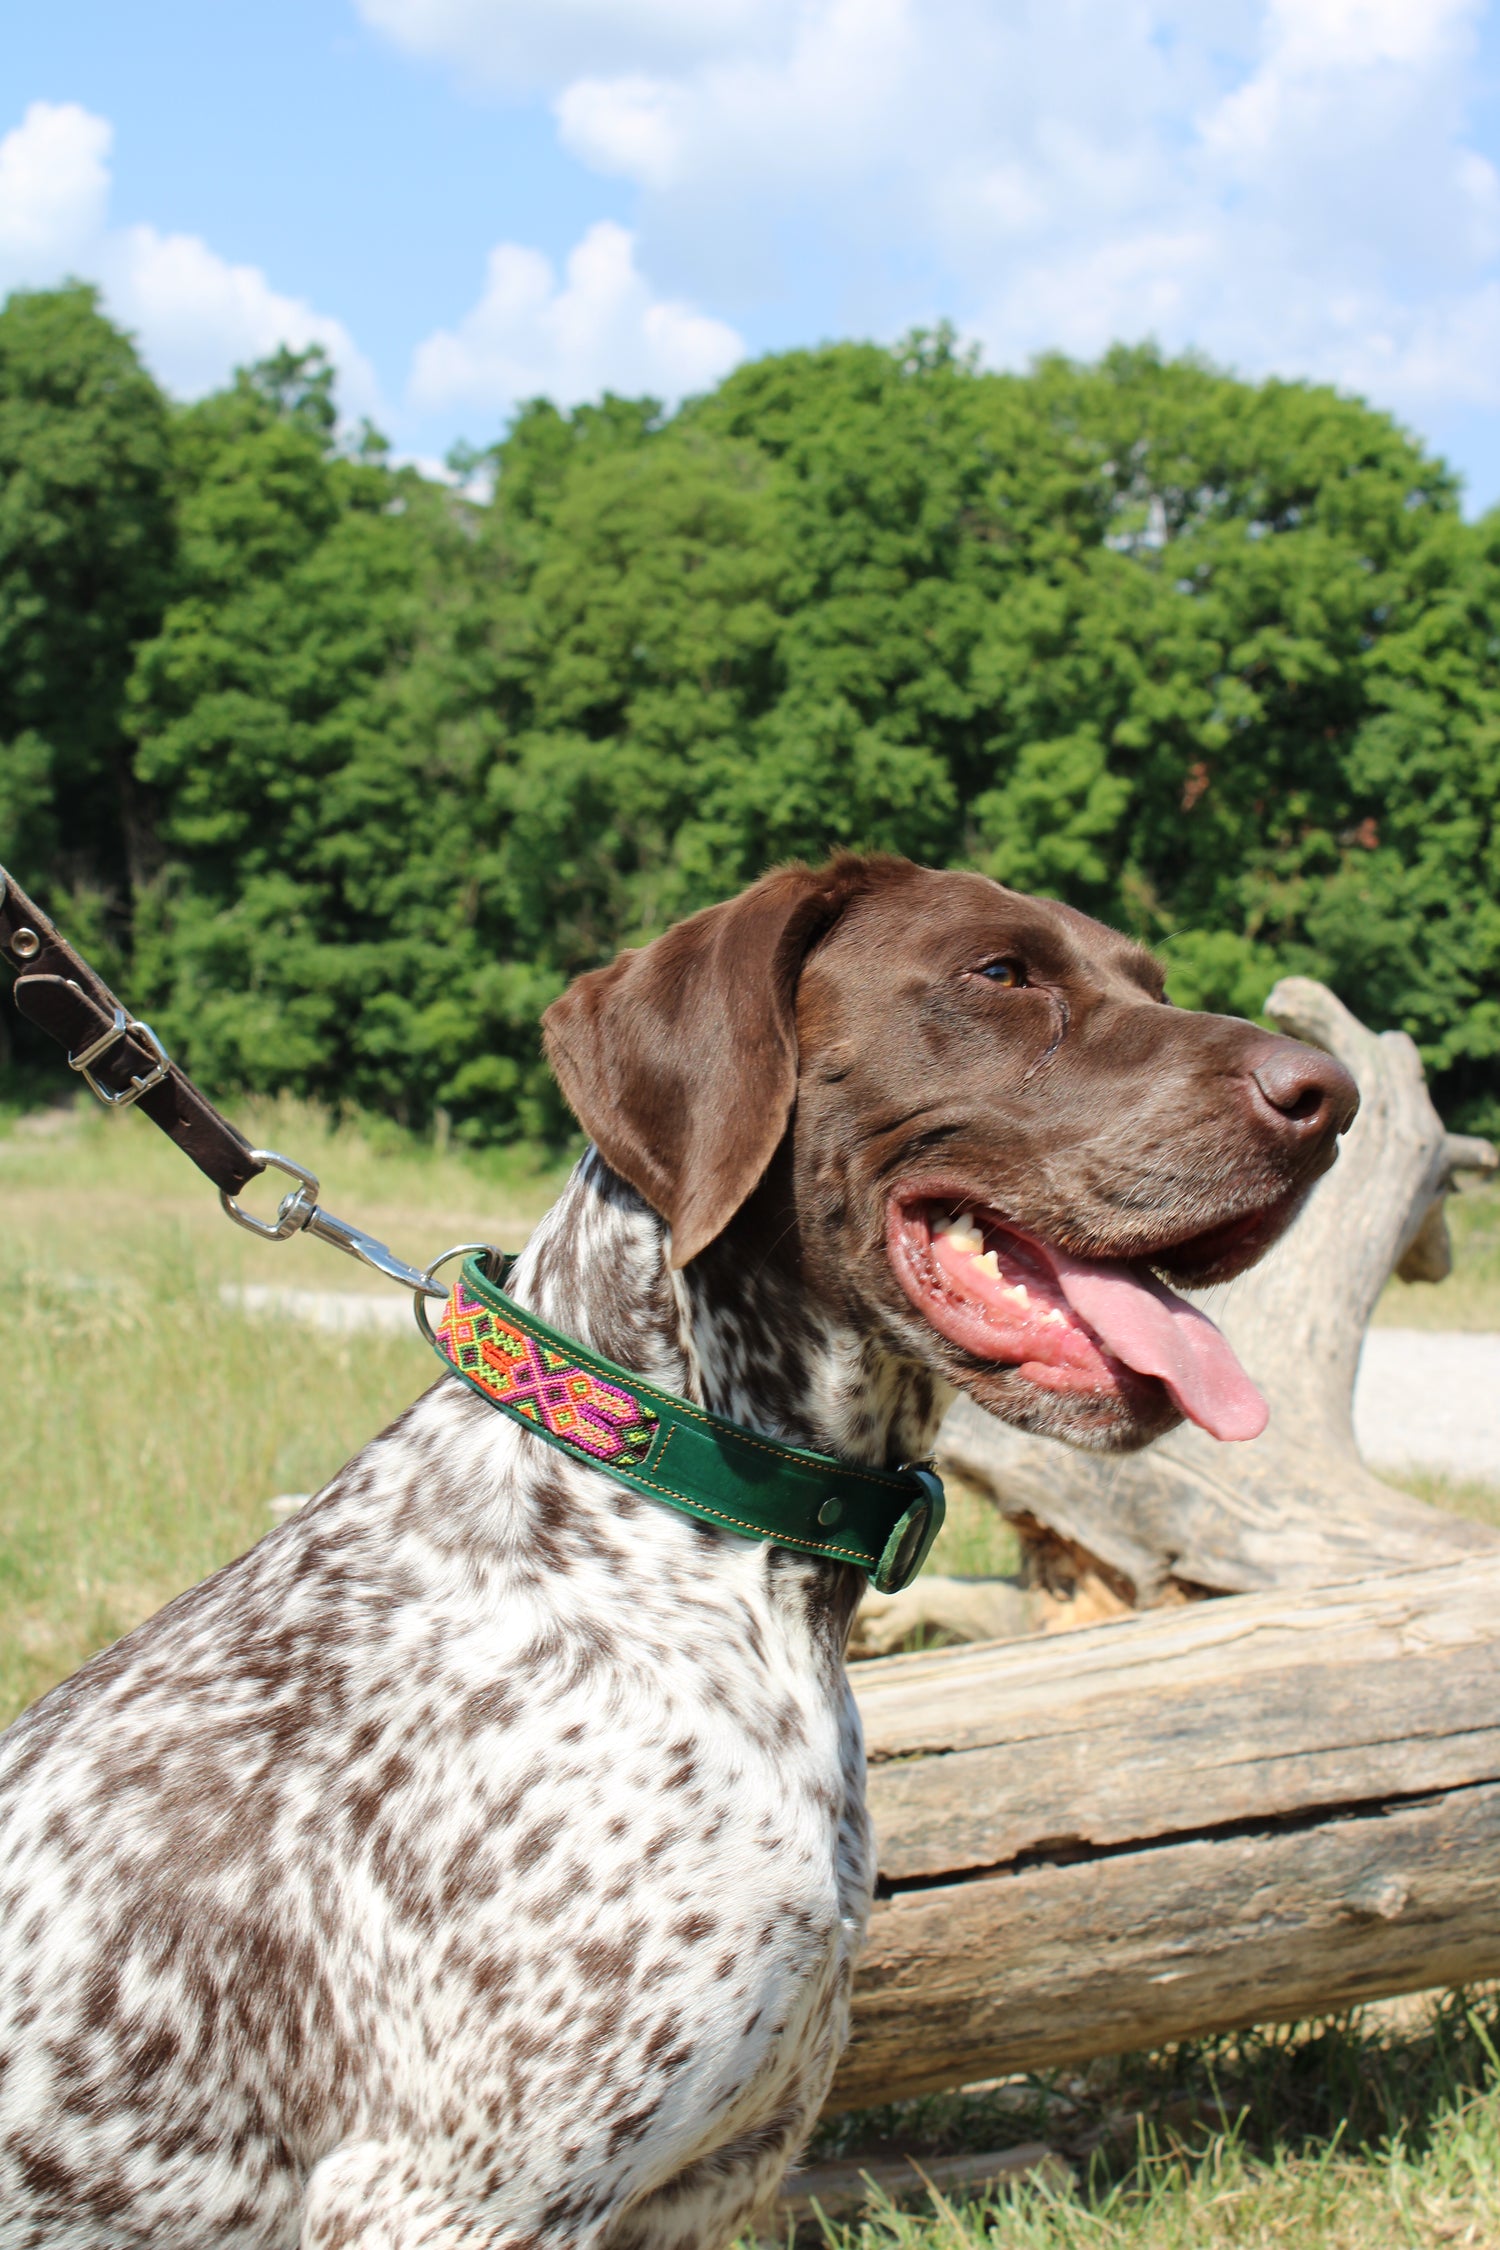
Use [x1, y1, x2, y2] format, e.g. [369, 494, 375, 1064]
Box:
[1047, 1249, 1268, 1442]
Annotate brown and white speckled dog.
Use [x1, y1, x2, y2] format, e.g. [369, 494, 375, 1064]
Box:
[0, 855, 1356, 2248]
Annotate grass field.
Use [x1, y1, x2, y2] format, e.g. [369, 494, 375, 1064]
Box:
[0, 1092, 568, 1718]
[795, 1991, 1500, 2247]
[4, 1096, 1499, 2248]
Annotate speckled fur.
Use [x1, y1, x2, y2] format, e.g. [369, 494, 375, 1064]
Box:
[0, 1153, 947, 2249]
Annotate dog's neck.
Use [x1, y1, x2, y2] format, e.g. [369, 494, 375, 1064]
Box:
[508, 1150, 947, 1471]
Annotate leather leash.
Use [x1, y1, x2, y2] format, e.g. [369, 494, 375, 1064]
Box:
[0, 862, 261, 1196]
[0, 861, 463, 1297]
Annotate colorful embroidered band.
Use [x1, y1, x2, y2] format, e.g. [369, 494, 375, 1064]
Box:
[420, 1254, 944, 1595]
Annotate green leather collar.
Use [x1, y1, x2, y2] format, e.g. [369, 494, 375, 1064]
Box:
[420, 1254, 945, 1594]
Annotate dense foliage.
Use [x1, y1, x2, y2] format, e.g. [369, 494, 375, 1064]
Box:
[0, 284, 174, 979]
[2, 289, 1497, 1135]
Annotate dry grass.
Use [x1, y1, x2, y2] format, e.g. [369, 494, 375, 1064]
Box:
[0, 1092, 564, 1720]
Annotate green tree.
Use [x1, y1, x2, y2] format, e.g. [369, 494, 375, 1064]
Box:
[948, 349, 1496, 1124]
[17, 311, 1490, 1141]
[126, 348, 567, 1133]
[0, 283, 174, 959]
[455, 340, 1496, 1129]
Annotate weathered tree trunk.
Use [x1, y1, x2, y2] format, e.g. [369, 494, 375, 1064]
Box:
[864, 978, 1498, 1648]
[834, 1556, 1500, 2106]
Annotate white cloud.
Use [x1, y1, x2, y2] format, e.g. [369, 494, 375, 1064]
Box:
[1261, 0, 1473, 74]
[0, 101, 111, 268]
[0, 100, 376, 414]
[363, 0, 1500, 434]
[410, 219, 742, 414]
[555, 75, 684, 190]
[354, 0, 792, 88]
[103, 227, 377, 411]
[553, 0, 921, 197]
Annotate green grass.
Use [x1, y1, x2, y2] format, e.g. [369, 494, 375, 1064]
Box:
[1, 1096, 1492, 1703]
[923, 1470, 1023, 1580]
[0, 1092, 565, 1719]
[1390, 1466, 1500, 1536]
[766, 1993, 1500, 2246]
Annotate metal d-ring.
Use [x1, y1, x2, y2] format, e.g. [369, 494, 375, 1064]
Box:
[875, 1460, 947, 1594]
[413, 1242, 508, 1342]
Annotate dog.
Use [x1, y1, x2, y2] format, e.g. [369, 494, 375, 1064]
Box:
[0, 855, 1356, 2247]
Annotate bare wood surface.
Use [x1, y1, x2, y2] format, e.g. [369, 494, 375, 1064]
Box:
[930, 980, 1500, 1610]
[772, 2144, 1067, 2232]
[849, 1571, 1032, 1659]
[833, 1557, 1500, 2106]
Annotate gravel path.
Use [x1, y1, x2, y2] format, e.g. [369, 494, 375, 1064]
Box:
[222, 1282, 415, 1333]
[1354, 1330, 1500, 1486]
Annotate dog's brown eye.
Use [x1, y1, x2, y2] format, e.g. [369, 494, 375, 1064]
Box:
[978, 959, 1025, 987]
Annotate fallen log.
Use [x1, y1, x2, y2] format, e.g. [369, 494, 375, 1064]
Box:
[832, 1553, 1500, 2106]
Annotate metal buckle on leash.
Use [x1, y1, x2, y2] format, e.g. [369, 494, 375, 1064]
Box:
[68, 1007, 172, 1109]
[221, 1149, 494, 1302]
[219, 1150, 321, 1243]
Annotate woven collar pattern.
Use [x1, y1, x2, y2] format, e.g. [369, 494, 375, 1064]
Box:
[423, 1255, 944, 1594]
[438, 1276, 661, 1468]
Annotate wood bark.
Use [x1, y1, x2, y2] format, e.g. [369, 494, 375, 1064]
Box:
[833, 1556, 1500, 2106]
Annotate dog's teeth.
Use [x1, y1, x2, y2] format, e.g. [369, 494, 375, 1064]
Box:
[936, 1211, 984, 1253]
[973, 1249, 1000, 1279]
[1010, 1284, 1031, 1306]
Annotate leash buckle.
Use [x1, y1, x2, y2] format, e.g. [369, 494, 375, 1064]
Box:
[68, 1007, 172, 1109]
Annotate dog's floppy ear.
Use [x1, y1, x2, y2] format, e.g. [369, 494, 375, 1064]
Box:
[542, 858, 874, 1268]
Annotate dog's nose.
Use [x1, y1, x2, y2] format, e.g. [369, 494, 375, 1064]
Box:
[1246, 1040, 1359, 1141]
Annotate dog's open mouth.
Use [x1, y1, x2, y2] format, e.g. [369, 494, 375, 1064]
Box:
[887, 1200, 1268, 1442]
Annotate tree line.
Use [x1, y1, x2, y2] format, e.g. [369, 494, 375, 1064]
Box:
[2, 282, 1496, 1140]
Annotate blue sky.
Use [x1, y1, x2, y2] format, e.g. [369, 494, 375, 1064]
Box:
[8, 0, 1500, 503]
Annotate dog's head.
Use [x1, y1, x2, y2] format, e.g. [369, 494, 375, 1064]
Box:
[542, 854, 1357, 1452]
